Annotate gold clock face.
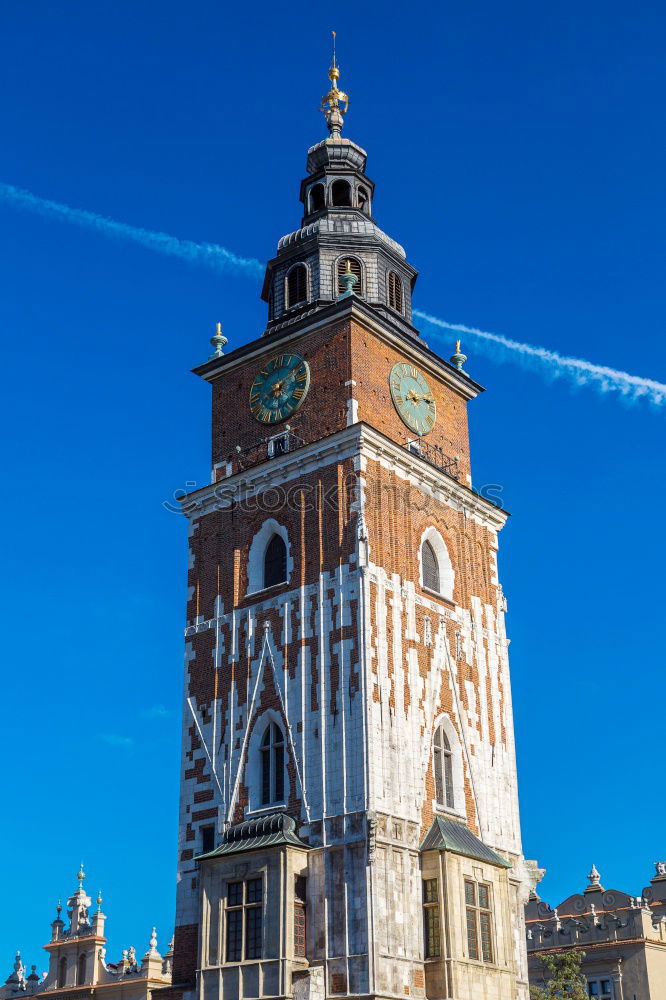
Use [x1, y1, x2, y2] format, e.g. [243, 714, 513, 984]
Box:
[389, 362, 437, 436]
[249, 353, 311, 424]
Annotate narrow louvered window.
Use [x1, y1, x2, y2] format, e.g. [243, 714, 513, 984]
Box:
[337, 257, 362, 295]
[388, 272, 403, 313]
[422, 540, 440, 593]
[286, 264, 307, 308]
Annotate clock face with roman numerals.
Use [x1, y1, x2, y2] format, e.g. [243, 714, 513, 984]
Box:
[389, 361, 437, 436]
[249, 353, 311, 424]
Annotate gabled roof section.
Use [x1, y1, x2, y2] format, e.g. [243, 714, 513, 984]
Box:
[196, 812, 309, 860]
[421, 816, 511, 868]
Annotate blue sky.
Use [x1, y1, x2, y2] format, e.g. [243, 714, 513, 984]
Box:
[1, 0, 664, 970]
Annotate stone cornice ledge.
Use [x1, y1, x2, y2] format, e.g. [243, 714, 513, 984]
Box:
[358, 424, 509, 531]
[179, 423, 364, 519]
[179, 423, 508, 530]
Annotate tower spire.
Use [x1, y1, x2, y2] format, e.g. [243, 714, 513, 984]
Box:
[320, 31, 349, 138]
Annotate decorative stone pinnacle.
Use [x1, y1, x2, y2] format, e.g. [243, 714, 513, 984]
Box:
[338, 259, 358, 299]
[55, 899, 62, 917]
[320, 31, 349, 139]
[149, 928, 158, 954]
[96, 891, 103, 911]
[584, 863, 605, 892]
[77, 863, 85, 889]
[209, 321, 228, 360]
[450, 340, 467, 372]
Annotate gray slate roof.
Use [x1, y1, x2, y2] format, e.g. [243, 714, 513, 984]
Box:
[196, 812, 309, 860]
[420, 816, 511, 868]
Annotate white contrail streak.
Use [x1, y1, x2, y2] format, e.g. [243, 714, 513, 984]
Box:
[1, 178, 662, 407]
[0, 181, 264, 279]
[414, 310, 666, 407]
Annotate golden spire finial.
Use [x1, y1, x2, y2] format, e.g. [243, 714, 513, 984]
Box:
[321, 31, 349, 138]
[450, 340, 468, 373]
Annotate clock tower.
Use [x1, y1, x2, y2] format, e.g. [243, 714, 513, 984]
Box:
[169, 50, 533, 1000]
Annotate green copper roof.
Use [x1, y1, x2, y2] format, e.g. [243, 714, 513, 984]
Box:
[420, 816, 511, 868]
[196, 812, 309, 860]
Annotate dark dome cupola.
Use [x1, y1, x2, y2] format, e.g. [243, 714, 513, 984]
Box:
[261, 42, 419, 338]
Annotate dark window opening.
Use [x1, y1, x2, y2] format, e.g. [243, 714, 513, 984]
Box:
[58, 958, 67, 989]
[201, 825, 215, 854]
[337, 257, 362, 295]
[388, 272, 404, 313]
[357, 186, 369, 213]
[264, 533, 287, 589]
[286, 264, 307, 308]
[309, 184, 325, 212]
[331, 180, 352, 206]
[260, 722, 286, 805]
[422, 540, 440, 593]
[76, 955, 86, 986]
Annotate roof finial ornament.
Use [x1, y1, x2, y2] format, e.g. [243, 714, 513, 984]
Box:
[450, 340, 467, 372]
[321, 31, 349, 139]
[338, 259, 358, 299]
[584, 863, 604, 892]
[77, 862, 86, 890]
[209, 321, 228, 360]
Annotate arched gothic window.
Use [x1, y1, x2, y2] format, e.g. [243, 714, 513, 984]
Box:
[337, 257, 363, 295]
[260, 722, 285, 805]
[76, 955, 86, 986]
[331, 180, 352, 206]
[388, 272, 404, 313]
[433, 725, 455, 809]
[309, 183, 325, 212]
[422, 540, 440, 593]
[264, 534, 287, 589]
[286, 263, 307, 308]
[58, 958, 67, 989]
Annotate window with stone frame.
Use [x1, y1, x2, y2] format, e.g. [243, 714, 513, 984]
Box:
[286, 263, 308, 308]
[201, 824, 215, 854]
[588, 981, 613, 999]
[225, 878, 263, 962]
[58, 958, 67, 989]
[422, 878, 442, 958]
[464, 880, 494, 963]
[433, 725, 455, 810]
[76, 954, 86, 986]
[263, 533, 287, 589]
[331, 179, 352, 206]
[294, 875, 307, 958]
[260, 722, 285, 805]
[309, 183, 325, 212]
[422, 540, 440, 593]
[388, 271, 404, 313]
